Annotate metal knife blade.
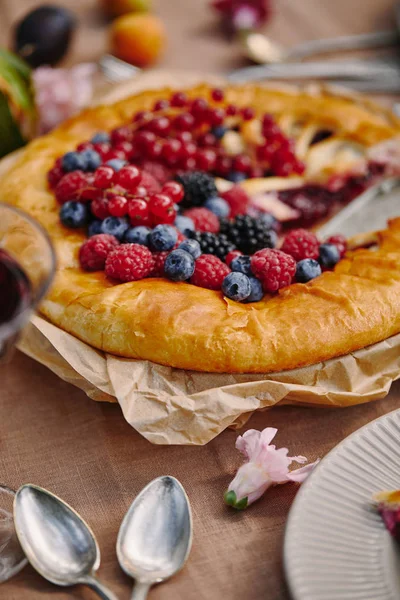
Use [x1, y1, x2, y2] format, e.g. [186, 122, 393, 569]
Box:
[318, 178, 400, 238]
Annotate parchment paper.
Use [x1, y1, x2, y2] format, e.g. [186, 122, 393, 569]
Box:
[8, 70, 400, 445]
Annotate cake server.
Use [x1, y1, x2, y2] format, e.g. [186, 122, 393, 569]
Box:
[14, 484, 118, 600]
[117, 476, 192, 600]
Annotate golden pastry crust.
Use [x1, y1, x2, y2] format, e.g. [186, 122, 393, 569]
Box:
[2, 82, 400, 373]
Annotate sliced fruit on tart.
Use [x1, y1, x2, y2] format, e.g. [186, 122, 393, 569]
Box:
[1, 82, 400, 373]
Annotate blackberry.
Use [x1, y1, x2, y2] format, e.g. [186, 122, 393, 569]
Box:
[219, 215, 278, 255]
[175, 171, 218, 209]
[189, 231, 236, 261]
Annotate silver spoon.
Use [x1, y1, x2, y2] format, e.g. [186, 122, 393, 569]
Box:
[13, 484, 118, 600]
[117, 476, 192, 600]
[243, 3, 400, 64]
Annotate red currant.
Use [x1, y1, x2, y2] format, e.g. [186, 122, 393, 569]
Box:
[256, 144, 274, 163]
[180, 141, 197, 160]
[226, 104, 238, 116]
[173, 113, 195, 131]
[248, 165, 264, 178]
[103, 149, 126, 162]
[91, 196, 110, 219]
[116, 165, 141, 191]
[162, 181, 184, 203]
[79, 187, 102, 202]
[135, 186, 148, 198]
[170, 91, 187, 107]
[233, 154, 251, 173]
[153, 99, 169, 111]
[196, 149, 217, 171]
[175, 131, 193, 143]
[94, 166, 115, 189]
[190, 98, 208, 120]
[76, 141, 93, 152]
[215, 155, 232, 177]
[115, 141, 134, 158]
[134, 130, 157, 150]
[133, 110, 151, 123]
[110, 126, 133, 145]
[108, 195, 128, 217]
[93, 143, 111, 159]
[148, 116, 171, 137]
[128, 198, 150, 225]
[241, 107, 255, 121]
[261, 113, 275, 133]
[161, 139, 182, 166]
[47, 165, 64, 188]
[180, 157, 196, 171]
[149, 194, 176, 224]
[146, 140, 163, 159]
[207, 107, 225, 126]
[197, 132, 217, 147]
[211, 88, 224, 102]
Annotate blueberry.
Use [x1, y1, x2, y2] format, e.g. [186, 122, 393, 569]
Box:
[242, 277, 264, 303]
[91, 132, 110, 144]
[149, 225, 178, 251]
[88, 219, 102, 237]
[100, 216, 129, 240]
[296, 259, 322, 283]
[81, 149, 101, 171]
[318, 244, 340, 269]
[228, 171, 247, 183]
[211, 126, 227, 140]
[164, 250, 195, 281]
[61, 151, 87, 173]
[106, 159, 127, 172]
[60, 201, 88, 228]
[230, 255, 252, 276]
[124, 226, 151, 246]
[259, 212, 279, 231]
[175, 215, 195, 235]
[178, 239, 202, 259]
[204, 197, 230, 218]
[222, 272, 251, 302]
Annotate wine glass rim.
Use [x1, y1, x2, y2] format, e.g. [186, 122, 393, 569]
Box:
[0, 202, 57, 339]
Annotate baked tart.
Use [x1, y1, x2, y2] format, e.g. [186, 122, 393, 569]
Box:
[1, 82, 400, 373]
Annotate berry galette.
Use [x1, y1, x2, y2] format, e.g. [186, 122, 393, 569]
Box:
[1, 82, 400, 373]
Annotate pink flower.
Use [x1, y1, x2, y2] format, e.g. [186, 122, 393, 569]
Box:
[224, 428, 319, 509]
[33, 63, 96, 134]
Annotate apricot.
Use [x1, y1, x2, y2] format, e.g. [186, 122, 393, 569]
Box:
[110, 13, 166, 67]
[101, 0, 151, 18]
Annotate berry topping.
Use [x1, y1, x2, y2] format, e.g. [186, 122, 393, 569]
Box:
[100, 216, 129, 240]
[164, 249, 195, 281]
[149, 224, 178, 251]
[319, 243, 340, 269]
[204, 197, 230, 218]
[178, 238, 202, 259]
[116, 165, 141, 191]
[222, 272, 251, 302]
[251, 249, 296, 293]
[105, 244, 155, 282]
[175, 172, 218, 209]
[295, 259, 322, 283]
[175, 215, 195, 235]
[184, 207, 220, 233]
[79, 234, 119, 271]
[55, 171, 88, 204]
[124, 225, 151, 245]
[191, 254, 230, 290]
[60, 201, 89, 228]
[220, 186, 250, 218]
[280, 229, 320, 262]
[189, 231, 236, 261]
[150, 251, 169, 277]
[243, 277, 264, 303]
[230, 255, 252, 275]
[225, 249, 243, 267]
[326, 234, 347, 258]
[61, 151, 87, 173]
[220, 215, 277, 255]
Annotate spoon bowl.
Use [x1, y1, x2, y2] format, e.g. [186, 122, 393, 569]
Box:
[117, 476, 192, 599]
[14, 484, 118, 600]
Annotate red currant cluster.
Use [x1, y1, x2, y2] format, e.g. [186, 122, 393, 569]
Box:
[256, 115, 305, 177]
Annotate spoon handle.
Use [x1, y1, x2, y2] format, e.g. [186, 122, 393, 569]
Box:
[83, 574, 120, 600]
[131, 581, 151, 600]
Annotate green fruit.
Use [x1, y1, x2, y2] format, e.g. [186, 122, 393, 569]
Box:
[0, 49, 36, 158]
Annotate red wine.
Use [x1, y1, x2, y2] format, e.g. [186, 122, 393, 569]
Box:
[0, 249, 32, 326]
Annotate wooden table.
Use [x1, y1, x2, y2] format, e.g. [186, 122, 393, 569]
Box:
[1, 1, 400, 599]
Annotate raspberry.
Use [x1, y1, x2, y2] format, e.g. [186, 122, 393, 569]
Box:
[191, 255, 230, 290]
[79, 234, 119, 271]
[280, 229, 320, 262]
[251, 249, 296, 293]
[140, 162, 170, 187]
[47, 164, 64, 188]
[220, 186, 250, 217]
[105, 244, 155, 282]
[225, 249, 243, 267]
[326, 234, 347, 258]
[184, 208, 220, 233]
[55, 171, 89, 204]
[150, 251, 169, 277]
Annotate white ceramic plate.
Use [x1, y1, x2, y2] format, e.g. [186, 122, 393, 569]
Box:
[284, 409, 400, 600]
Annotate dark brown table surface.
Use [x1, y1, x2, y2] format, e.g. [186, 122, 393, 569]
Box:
[1, 0, 400, 598]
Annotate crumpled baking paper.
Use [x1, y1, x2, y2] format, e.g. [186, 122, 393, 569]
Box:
[17, 315, 400, 445]
[8, 71, 400, 445]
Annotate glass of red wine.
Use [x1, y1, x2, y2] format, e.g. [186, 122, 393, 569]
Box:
[0, 202, 56, 581]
